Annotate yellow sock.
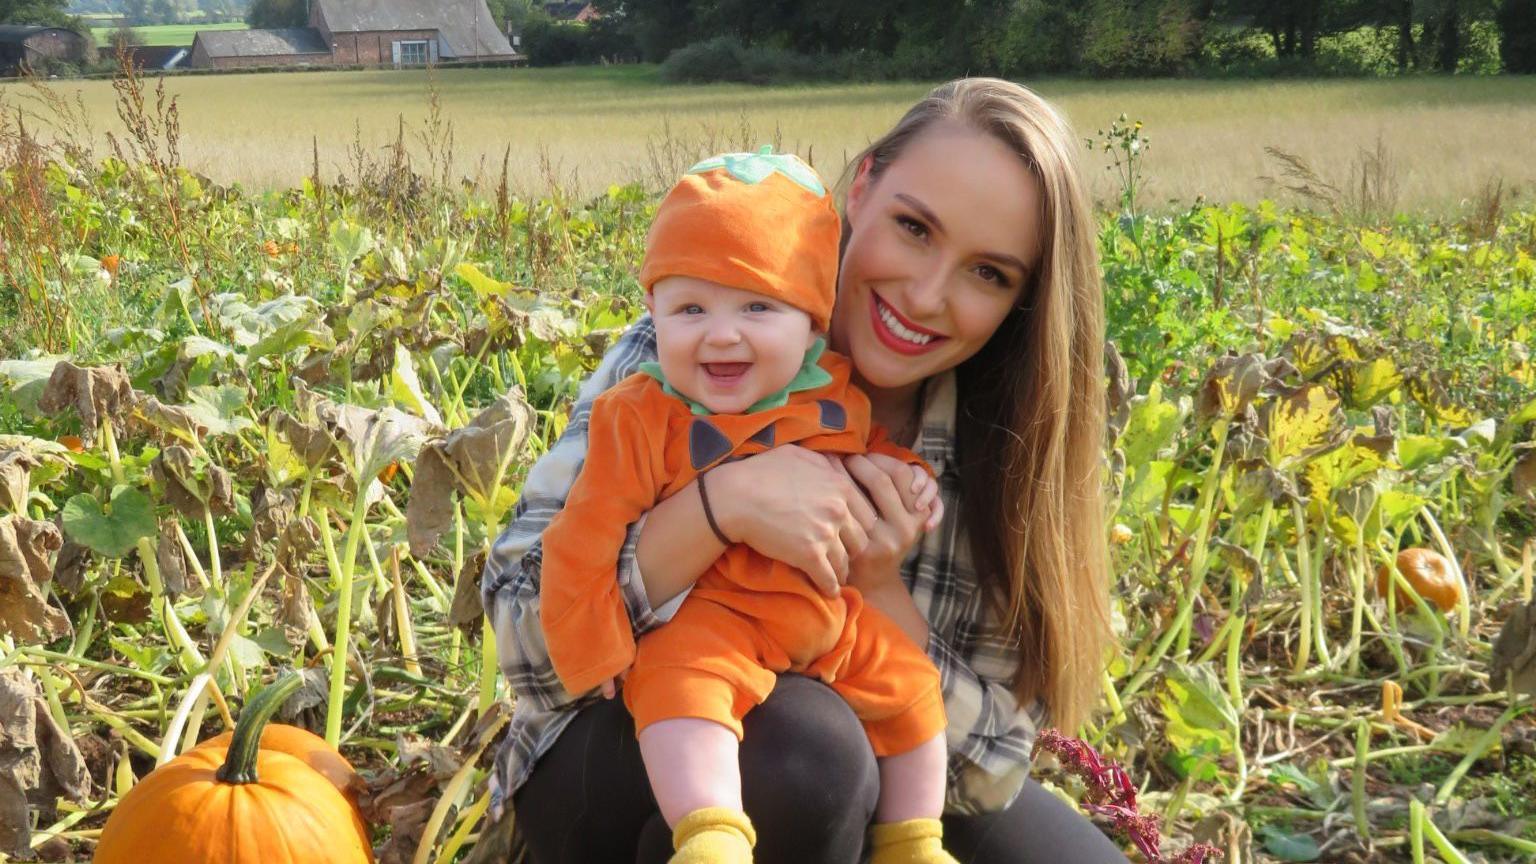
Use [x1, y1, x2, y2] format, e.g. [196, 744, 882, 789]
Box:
[670, 807, 756, 864]
[868, 817, 959, 864]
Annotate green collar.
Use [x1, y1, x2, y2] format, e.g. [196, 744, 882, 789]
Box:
[639, 338, 833, 416]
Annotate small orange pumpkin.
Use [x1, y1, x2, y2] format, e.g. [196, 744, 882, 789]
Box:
[96, 673, 374, 864]
[101, 255, 121, 277]
[1375, 548, 1461, 612]
[57, 435, 85, 453]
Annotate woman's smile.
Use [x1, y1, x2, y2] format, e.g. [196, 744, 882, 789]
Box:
[870, 291, 947, 355]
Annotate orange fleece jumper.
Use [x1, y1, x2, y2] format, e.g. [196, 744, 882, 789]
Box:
[539, 349, 947, 757]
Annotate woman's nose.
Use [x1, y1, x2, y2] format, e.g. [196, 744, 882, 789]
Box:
[899, 262, 949, 320]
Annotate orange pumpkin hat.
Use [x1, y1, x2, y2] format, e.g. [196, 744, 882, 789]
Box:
[639, 148, 841, 331]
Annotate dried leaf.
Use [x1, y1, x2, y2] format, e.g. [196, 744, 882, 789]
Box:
[135, 396, 210, 444]
[1196, 353, 1267, 422]
[270, 409, 339, 470]
[35, 362, 135, 443]
[354, 765, 439, 864]
[0, 455, 35, 514]
[50, 540, 90, 596]
[246, 485, 297, 559]
[0, 515, 68, 644]
[451, 550, 487, 636]
[1513, 448, 1536, 502]
[406, 392, 534, 557]
[1105, 341, 1132, 442]
[0, 668, 91, 857]
[156, 522, 190, 598]
[1490, 598, 1536, 699]
[151, 446, 235, 520]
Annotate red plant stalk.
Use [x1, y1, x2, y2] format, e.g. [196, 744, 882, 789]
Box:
[1032, 729, 1223, 864]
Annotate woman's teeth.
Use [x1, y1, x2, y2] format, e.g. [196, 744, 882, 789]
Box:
[877, 301, 934, 345]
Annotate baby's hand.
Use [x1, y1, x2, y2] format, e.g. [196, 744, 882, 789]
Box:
[597, 666, 630, 700]
[908, 466, 944, 532]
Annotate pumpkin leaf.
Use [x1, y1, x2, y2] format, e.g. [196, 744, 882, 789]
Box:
[1159, 662, 1237, 764]
[61, 487, 156, 559]
[1258, 825, 1320, 862]
[0, 359, 65, 416]
[182, 385, 256, 437]
[1118, 383, 1184, 468]
[390, 343, 443, 426]
[0, 515, 69, 644]
[1261, 383, 1346, 472]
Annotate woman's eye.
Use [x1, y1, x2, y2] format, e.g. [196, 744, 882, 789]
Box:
[896, 215, 928, 240]
[976, 264, 1010, 287]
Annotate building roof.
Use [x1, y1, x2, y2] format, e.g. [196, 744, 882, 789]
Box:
[193, 27, 330, 58]
[543, 3, 597, 22]
[0, 25, 82, 44]
[316, 0, 516, 59]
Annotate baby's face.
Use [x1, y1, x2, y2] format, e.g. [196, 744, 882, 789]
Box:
[647, 276, 818, 415]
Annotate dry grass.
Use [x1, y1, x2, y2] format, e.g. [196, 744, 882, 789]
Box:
[4, 66, 1534, 211]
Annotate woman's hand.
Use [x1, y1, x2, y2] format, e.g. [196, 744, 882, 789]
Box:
[840, 452, 940, 645]
[711, 445, 879, 597]
[841, 453, 941, 594]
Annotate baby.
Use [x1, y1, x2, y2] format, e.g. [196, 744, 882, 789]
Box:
[539, 149, 958, 864]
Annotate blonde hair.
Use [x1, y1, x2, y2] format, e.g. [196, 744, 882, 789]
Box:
[840, 78, 1114, 731]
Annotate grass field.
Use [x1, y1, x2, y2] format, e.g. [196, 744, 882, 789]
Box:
[90, 21, 248, 47]
[5, 65, 1536, 210]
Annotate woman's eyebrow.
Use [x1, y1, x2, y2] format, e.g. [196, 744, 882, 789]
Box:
[896, 192, 1030, 275]
[894, 193, 944, 234]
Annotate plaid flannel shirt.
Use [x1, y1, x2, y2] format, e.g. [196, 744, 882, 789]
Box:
[481, 315, 1048, 818]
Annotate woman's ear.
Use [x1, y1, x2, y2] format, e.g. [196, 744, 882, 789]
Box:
[845, 154, 876, 222]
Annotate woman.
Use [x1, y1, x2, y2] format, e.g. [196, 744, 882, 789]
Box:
[482, 78, 1126, 863]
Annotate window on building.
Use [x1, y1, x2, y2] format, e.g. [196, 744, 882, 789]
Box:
[399, 40, 428, 65]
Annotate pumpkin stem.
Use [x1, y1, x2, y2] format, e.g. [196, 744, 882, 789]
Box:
[216, 672, 304, 784]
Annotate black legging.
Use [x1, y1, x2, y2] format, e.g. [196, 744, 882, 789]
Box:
[512, 675, 1131, 863]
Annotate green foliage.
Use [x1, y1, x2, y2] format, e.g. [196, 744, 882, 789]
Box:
[0, 0, 74, 28]
[244, 0, 304, 29]
[523, 13, 638, 66]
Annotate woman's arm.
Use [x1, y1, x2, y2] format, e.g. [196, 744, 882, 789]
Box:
[634, 446, 882, 604]
[843, 451, 1046, 815]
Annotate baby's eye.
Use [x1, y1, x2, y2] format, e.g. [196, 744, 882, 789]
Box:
[896, 215, 928, 240]
[682, 304, 704, 315]
[747, 302, 771, 313]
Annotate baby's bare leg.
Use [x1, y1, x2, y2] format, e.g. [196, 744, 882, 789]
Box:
[875, 732, 948, 823]
[638, 717, 742, 826]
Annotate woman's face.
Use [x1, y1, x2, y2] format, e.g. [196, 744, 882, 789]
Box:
[831, 121, 1043, 396]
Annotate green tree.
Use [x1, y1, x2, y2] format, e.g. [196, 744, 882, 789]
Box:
[1497, 0, 1536, 71]
[245, 0, 305, 27]
[0, 0, 74, 27]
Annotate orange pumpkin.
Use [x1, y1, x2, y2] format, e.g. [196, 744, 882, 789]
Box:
[101, 255, 121, 277]
[1375, 547, 1461, 613]
[57, 435, 85, 453]
[96, 674, 374, 864]
[194, 722, 359, 796]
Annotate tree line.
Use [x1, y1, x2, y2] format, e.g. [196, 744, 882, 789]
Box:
[518, 0, 1536, 77]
